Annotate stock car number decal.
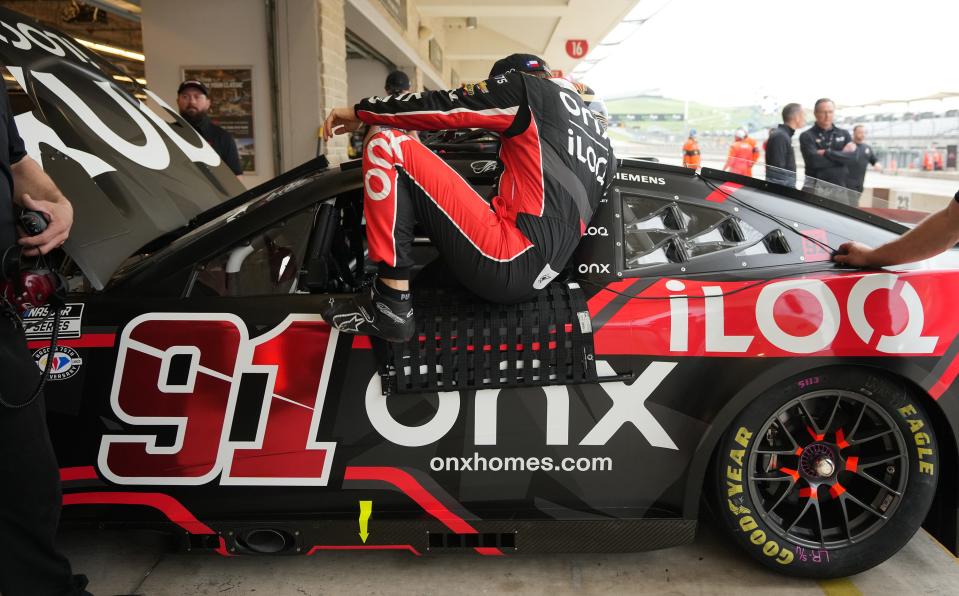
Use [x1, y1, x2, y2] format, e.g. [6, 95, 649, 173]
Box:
[97, 313, 337, 486]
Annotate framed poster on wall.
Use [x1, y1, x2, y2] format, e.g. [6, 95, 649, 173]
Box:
[182, 66, 255, 174]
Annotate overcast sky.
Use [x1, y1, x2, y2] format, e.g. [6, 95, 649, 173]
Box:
[581, 0, 959, 108]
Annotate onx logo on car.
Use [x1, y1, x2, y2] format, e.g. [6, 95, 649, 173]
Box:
[579, 263, 611, 274]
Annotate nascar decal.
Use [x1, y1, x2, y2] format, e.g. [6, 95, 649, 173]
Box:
[23, 303, 84, 340]
[97, 313, 337, 486]
[595, 272, 951, 357]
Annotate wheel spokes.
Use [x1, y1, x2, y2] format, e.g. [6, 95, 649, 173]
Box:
[857, 453, 902, 470]
[765, 478, 799, 514]
[823, 395, 843, 437]
[798, 398, 823, 437]
[784, 493, 815, 536]
[849, 429, 894, 446]
[841, 491, 888, 520]
[853, 469, 902, 496]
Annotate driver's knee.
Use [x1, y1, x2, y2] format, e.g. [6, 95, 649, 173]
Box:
[363, 128, 418, 168]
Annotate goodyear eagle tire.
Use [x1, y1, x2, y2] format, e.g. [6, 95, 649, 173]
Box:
[714, 367, 938, 578]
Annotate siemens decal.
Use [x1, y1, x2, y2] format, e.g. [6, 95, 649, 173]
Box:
[615, 172, 666, 185]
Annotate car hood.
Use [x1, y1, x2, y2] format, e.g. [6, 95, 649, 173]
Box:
[0, 7, 244, 289]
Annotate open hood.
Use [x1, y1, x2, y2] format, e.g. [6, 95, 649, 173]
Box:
[0, 7, 245, 289]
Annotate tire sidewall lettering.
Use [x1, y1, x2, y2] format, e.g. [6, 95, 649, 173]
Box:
[724, 425, 795, 565]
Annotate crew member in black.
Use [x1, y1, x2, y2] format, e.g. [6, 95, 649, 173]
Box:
[176, 79, 243, 175]
[799, 98, 856, 193]
[320, 54, 615, 342]
[0, 85, 91, 595]
[765, 102, 805, 187]
[846, 124, 880, 193]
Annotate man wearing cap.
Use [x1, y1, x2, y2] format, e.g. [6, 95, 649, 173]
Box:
[350, 70, 415, 158]
[320, 53, 615, 342]
[177, 80, 243, 175]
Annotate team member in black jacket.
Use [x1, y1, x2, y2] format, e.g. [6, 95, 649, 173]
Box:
[846, 124, 880, 193]
[321, 54, 615, 342]
[765, 103, 804, 187]
[799, 98, 856, 193]
[176, 80, 243, 175]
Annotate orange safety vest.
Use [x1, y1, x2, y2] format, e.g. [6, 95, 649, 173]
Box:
[682, 138, 701, 168]
[923, 152, 934, 171]
[726, 140, 757, 176]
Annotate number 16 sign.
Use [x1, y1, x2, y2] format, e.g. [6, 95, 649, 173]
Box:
[566, 39, 588, 59]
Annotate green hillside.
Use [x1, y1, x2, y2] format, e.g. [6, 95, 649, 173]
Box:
[605, 95, 776, 134]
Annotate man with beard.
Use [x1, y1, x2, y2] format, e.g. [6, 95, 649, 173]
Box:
[176, 80, 243, 175]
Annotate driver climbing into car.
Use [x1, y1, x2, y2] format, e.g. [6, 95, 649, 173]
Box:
[321, 53, 615, 342]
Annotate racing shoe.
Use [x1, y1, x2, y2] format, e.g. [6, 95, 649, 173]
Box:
[321, 284, 414, 343]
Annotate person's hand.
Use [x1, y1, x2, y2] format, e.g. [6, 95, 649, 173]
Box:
[17, 193, 72, 256]
[842, 142, 857, 153]
[816, 149, 826, 156]
[323, 107, 360, 141]
[832, 241, 876, 267]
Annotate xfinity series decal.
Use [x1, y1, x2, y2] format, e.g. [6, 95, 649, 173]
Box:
[23, 303, 84, 340]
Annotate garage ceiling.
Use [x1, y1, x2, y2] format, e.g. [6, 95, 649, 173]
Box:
[419, 0, 641, 82]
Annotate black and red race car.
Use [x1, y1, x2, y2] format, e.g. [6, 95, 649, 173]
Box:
[2, 8, 957, 579]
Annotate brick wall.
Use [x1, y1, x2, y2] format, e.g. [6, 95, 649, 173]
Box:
[317, 0, 348, 164]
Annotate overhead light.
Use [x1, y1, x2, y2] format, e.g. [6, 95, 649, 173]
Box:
[111, 74, 148, 86]
[466, 17, 477, 29]
[74, 37, 145, 62]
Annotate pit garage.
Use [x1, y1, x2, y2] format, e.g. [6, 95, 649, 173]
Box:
[1, 2, 959, 596]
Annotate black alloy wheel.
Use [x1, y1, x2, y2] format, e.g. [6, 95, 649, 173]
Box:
[713, 367, 939, 578]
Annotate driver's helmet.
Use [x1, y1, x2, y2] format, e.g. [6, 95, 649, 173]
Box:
[563, 80, 609, 132]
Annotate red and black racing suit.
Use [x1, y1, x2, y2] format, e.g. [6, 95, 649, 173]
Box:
[355, 72, 616, 303]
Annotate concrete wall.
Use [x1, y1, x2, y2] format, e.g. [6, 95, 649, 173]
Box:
[141, 0, 275, 188]
[345, 0, 450, 92]
[275, 0, 323, 172]
[346, 58, 391, 104]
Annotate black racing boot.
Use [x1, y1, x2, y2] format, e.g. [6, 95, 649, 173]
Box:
[321, 283, 414, 343]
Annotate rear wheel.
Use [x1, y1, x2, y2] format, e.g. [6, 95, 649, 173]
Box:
[713, 367, 938, 578]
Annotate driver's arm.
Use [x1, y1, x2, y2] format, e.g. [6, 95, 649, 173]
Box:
[354, 73, 526, 134]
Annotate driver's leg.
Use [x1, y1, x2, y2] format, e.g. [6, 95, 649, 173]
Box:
[321, 128, 538, 341]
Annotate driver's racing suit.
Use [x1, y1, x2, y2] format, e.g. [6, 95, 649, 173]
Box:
[355, 71, 615, 303]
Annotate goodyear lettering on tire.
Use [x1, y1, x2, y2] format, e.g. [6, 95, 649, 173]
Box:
[726, 426, 795, 565]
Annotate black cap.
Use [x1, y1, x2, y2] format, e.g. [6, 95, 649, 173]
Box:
[488, 53, 551, 78]
[177, 79, 209, 96]
[385, 70, 411, 94]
